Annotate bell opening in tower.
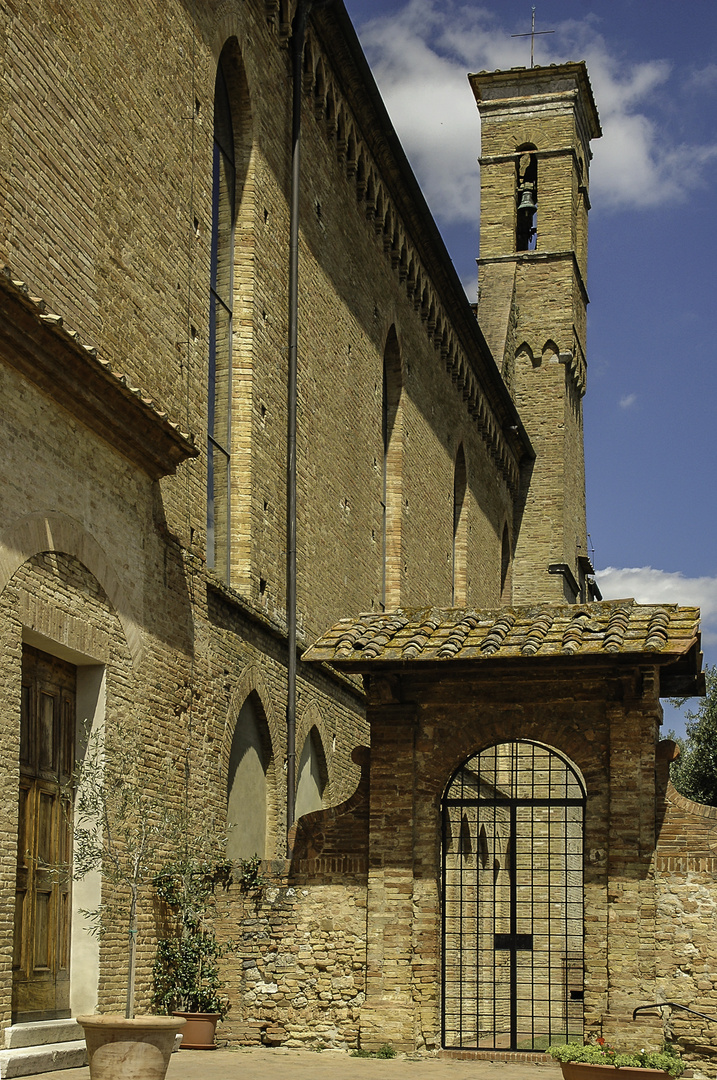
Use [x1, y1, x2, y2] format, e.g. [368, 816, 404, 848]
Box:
[516, 148, 537, 252]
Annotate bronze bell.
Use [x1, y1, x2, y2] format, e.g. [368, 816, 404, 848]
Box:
[517, 184, 537, 213]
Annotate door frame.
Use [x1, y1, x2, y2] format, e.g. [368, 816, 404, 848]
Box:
[15, 634, 105, 1021]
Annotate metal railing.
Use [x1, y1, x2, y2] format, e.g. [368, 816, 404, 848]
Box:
[633, 1003, 717, 1024]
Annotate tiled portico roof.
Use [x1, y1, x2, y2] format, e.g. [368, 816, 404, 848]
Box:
[303, 601, 703, 696]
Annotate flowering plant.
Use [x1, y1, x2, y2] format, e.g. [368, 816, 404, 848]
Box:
[547, 1039, 684, 1077]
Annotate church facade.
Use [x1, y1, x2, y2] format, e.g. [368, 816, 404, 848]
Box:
[1, 0, 715, 1070]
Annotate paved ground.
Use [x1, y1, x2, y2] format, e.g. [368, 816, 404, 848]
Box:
[22, 1046, 561, 1080]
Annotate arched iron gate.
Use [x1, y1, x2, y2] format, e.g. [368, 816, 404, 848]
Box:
[441, 740, 586, 1051]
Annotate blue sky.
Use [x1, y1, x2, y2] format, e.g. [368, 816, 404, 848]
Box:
[343, 0, 717, 736]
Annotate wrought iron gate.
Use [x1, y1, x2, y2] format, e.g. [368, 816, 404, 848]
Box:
[441, 740, 585, 1051]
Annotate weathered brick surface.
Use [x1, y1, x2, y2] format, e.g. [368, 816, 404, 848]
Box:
[473, 66, 599, 604]
[1, 0, 712, 1066]
[0, 0, 521, 1040]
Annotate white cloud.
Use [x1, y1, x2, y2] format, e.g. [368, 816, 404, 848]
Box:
[596, 566, 717, 645]
[355, 0, 717, 221]
[619, 393, 637, 409]
[686, 63, 717, 91]
[359, 0, 484, 223]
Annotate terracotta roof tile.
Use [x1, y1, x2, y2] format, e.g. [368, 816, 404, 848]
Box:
[303, 601, 703, 696]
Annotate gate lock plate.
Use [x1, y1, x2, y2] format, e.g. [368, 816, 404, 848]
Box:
[494, 933, 533, 951]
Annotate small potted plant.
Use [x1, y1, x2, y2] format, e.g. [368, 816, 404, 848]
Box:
[548, 1039, 685, 1080]
[151, 854, 234, 1049]
[71, 719, 186, 1079]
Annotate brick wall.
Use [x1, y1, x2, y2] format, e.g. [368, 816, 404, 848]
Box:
[4, 1, 710, 1064]
[0, 0, 522, 1034]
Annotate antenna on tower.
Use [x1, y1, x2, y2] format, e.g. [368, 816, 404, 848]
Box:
[511, 7, 554, 68]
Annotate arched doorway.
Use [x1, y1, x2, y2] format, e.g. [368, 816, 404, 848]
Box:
[441, 740, 585, 1051]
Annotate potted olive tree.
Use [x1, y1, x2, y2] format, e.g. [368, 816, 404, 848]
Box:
[151, 855, 235, 1049]
[71, 720, 186, 1080]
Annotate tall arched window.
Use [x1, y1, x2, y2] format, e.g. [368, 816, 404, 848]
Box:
[500, 522, 512, 603]
[381, 328, 403, 609]
[207, 50, 236, 582]
[452, 445, 468, 606]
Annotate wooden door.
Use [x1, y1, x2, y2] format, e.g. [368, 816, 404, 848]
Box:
[13, 646, 75, 1022]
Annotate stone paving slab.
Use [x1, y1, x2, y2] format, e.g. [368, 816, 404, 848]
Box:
[18, 1046, 562, 1080]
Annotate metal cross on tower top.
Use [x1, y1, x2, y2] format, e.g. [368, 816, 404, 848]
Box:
[511, 7, 554, 68]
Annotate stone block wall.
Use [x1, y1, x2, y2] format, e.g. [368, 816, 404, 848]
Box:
[218, 872, 368, 1049]
[218, 748, 370, 1047]
[652, 762, 717, 1072]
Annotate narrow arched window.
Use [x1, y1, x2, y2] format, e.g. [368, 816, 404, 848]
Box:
[207, 51, 236, 583]
[516, 146, 537, 252]
[500, 522, 512, 603]
[452, 445, 467, 606]
[381, 328, 403, 609]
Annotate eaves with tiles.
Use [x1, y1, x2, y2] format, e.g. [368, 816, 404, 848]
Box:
[0, 266, 198, 480]
[303, 600, 704, 697]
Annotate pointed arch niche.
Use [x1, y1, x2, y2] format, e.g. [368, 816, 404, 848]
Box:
[294, 725, 329, 821]
[207, 39, 254, 590]
[381, 327, 404, 610]
[226, 692, 272, 861]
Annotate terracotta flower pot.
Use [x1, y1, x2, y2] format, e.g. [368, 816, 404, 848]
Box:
[77, 1014, 186, 1080]
[560, 1063, 670, 1080]
[172, 1011, 220, 1050]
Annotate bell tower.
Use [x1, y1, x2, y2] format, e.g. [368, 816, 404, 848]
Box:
[470, 63, 601, 604]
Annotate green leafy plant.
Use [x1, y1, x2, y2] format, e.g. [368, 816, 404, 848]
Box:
[668, 664, 717, 806]
[351, 1044, 396, 1059]
[236, 854, 265, 893]
[548, 1039, 684, 1077]
[152, 856, 234, 1018]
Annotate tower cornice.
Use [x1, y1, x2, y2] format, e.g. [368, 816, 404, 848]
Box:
[468, 62, 602, 143]
[477, 250, 589, 309]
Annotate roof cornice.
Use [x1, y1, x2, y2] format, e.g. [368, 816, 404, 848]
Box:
[0, 267, 198, 480]
[311, 2, 533, 465]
